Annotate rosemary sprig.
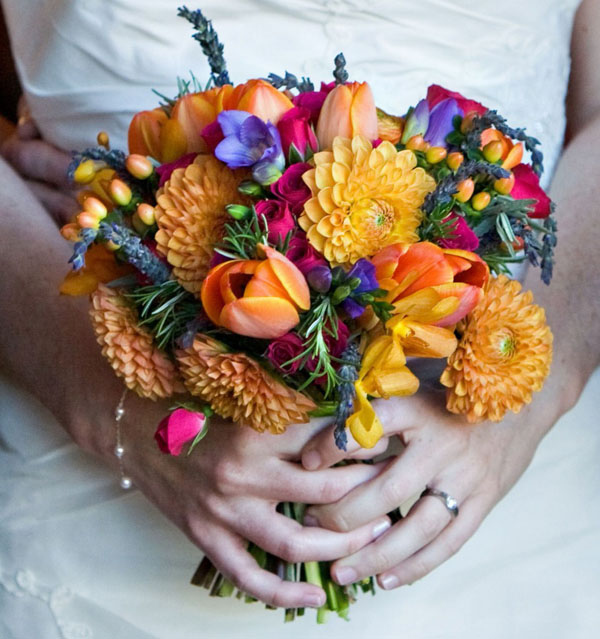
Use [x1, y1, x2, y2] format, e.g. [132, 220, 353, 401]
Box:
[215, 208, 269, 260]
[125, 280, 201, 350]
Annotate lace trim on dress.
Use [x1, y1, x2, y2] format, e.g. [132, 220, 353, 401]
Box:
[0, 566, 93, 639]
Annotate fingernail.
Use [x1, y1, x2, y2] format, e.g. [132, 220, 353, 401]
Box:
[380, 574, 399, 590]
[303, 513, 319, 527]
[304, 592, 326, 608]
[372, 519, 391, 539]
[334, 566, 358, 586]
[302, 449, 321, 470]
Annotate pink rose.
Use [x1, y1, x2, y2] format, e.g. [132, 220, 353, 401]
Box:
[270, 162, 312, 215]
[439, 213, 480, 251]
[254, 199, 297, 243]
[285, 232, 327, 275]
[277, 107, 319, 159]
[154, 408, 207, 456]
[266, 332, 304, 375]
[156, 153, 197, 187]
[427, 84, 487, 116]
[292, 82, 337, 125]
[201, 120, 225, 153]
[511, 164, 552, 218]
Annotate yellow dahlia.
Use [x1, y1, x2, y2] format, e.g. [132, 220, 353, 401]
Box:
[90, 284, 184, 400]
[154, 155, 249, 294]
[441, 275, 553, 423]
[298, 136, 435, 266]
[176, 335, 316, 434]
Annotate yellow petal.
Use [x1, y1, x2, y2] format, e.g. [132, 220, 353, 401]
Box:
[346, 381, 384, 449]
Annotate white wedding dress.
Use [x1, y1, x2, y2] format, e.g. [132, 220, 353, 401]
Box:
[2, 1, 599, 637]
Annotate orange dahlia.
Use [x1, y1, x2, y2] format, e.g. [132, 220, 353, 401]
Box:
[90, 284, 184, 400]
[441, 275, 553, 423]
[154, 155, 250, 294]
[176, 335, 316, 433]
[298, 136, 435, 266]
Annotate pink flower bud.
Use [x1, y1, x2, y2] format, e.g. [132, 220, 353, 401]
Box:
[154, 408, 207, 456]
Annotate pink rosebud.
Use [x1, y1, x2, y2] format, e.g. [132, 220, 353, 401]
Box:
[156, 153, 197, 187]
[285, 232, 327, 276]
[154, 408, 206, 456]
[266, 332, 304, 375]
[201, 120, 225, 154]
[254, 199, 297, 243]
[292, 82, 337, 125]
[426, 84, 487, 116]
[277, 107, 319, 159]
[510, 164, 552, 218]
[439, 213, 480, 251]
[270, 163, 312, 215]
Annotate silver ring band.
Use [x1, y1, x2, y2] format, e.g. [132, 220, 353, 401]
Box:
[421, 487, 459, 517]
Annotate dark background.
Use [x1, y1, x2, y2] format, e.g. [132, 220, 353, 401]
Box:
[1, 8, 21, 122]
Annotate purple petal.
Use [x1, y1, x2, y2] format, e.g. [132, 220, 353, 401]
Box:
[217, 110, 251, 137]
[348, 258, 378, 293]
[215, 135, 259, 167]
[401, 99, 430, 143]
[424, 98, 463, 148]
[239, 115, 270, 148]
[341, 297, 366, 319]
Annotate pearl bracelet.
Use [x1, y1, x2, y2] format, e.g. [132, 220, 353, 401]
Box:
[113, 389, 132, 490]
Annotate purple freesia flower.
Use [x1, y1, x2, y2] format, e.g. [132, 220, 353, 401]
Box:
[215, 110, 285, 185]
[424, 98, 463, 148]
[401, 99, 430, 144]
[341, 258, 379, 318]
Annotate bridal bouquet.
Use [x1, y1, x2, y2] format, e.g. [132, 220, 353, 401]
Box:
[59, 6, 555, 622]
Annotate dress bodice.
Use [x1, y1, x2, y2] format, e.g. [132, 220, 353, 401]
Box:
[2, 0, 581, 186]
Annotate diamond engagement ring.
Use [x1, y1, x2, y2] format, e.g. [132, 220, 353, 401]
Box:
[421, 487, 459, 517]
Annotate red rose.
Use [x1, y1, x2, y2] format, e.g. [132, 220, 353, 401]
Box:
[277, 107, 318, 159]
[201, 120, 225, 153]
[266, 332, 304, 375]
[270, 162, 312, 215]
[292, 82, 337, 125]
[426, 84, 487, 116]
[156, 152, 197, 187]
[511, 164, 552, 218]
[285, 232, 327, 276]
[438, 213, 480, 251]
[154, 408, 206, 456]
[254, 199, 297, 243]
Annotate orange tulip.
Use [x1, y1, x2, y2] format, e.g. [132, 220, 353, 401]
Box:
[201, 245, 310, 339]
[480, 128, 523, 170]
[372, 241, 489, 327]
[233, 79, 294, 124]
[316, 81, 378, 149]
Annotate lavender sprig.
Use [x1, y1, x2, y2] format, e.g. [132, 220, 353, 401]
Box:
[177, 6, 231, 86]
[98, 222, 170, 284]
[68, 228, 97, 270]
[464, 109, 544, 176]
[266, 71, 314, 93]
[333, 343, 361, 451]
[333, 53, 349, 85]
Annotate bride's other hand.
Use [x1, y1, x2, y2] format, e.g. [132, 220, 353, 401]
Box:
[0, 97, 78, 223]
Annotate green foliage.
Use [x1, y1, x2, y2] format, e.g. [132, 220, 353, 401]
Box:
[215, 207, 269, 260]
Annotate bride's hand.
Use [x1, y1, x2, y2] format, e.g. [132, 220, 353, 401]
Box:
[0, 97, 78, 223]
[299, 371, 576, 590]
[104, 397, 391, 609]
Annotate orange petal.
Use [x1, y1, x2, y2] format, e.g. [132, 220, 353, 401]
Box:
[393, 242, 454, 298]
[432, 282, 484, 327]
[260, 245, 310, 310]
[443, 249, 489, 287]
[219, 260, 260, 303]
[220, 297, 300, 338]
[237, 80, 294, 124]
[59, 271, 99, 296]
[201, 261, 238, 324]
[128, 109, 167, 159]
[159, 119, 189, 163]
[400, 321, 457, 358]
[171, 93, 216, 153]
[372, 243, 410, 281]
[316, 85, 353, 149]
[350, 82, 378, 142]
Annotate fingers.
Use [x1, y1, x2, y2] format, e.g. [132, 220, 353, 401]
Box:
[229, 499, 391, 564]
[16, 97, 40, 140]
[328, 494, 458, 585]
[191, 522, 327, 609]
[2, 137, 72, 187]
[377, 496, 486, 589]
[305, 445, 445, 532]
[26, 181, 79, 224]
